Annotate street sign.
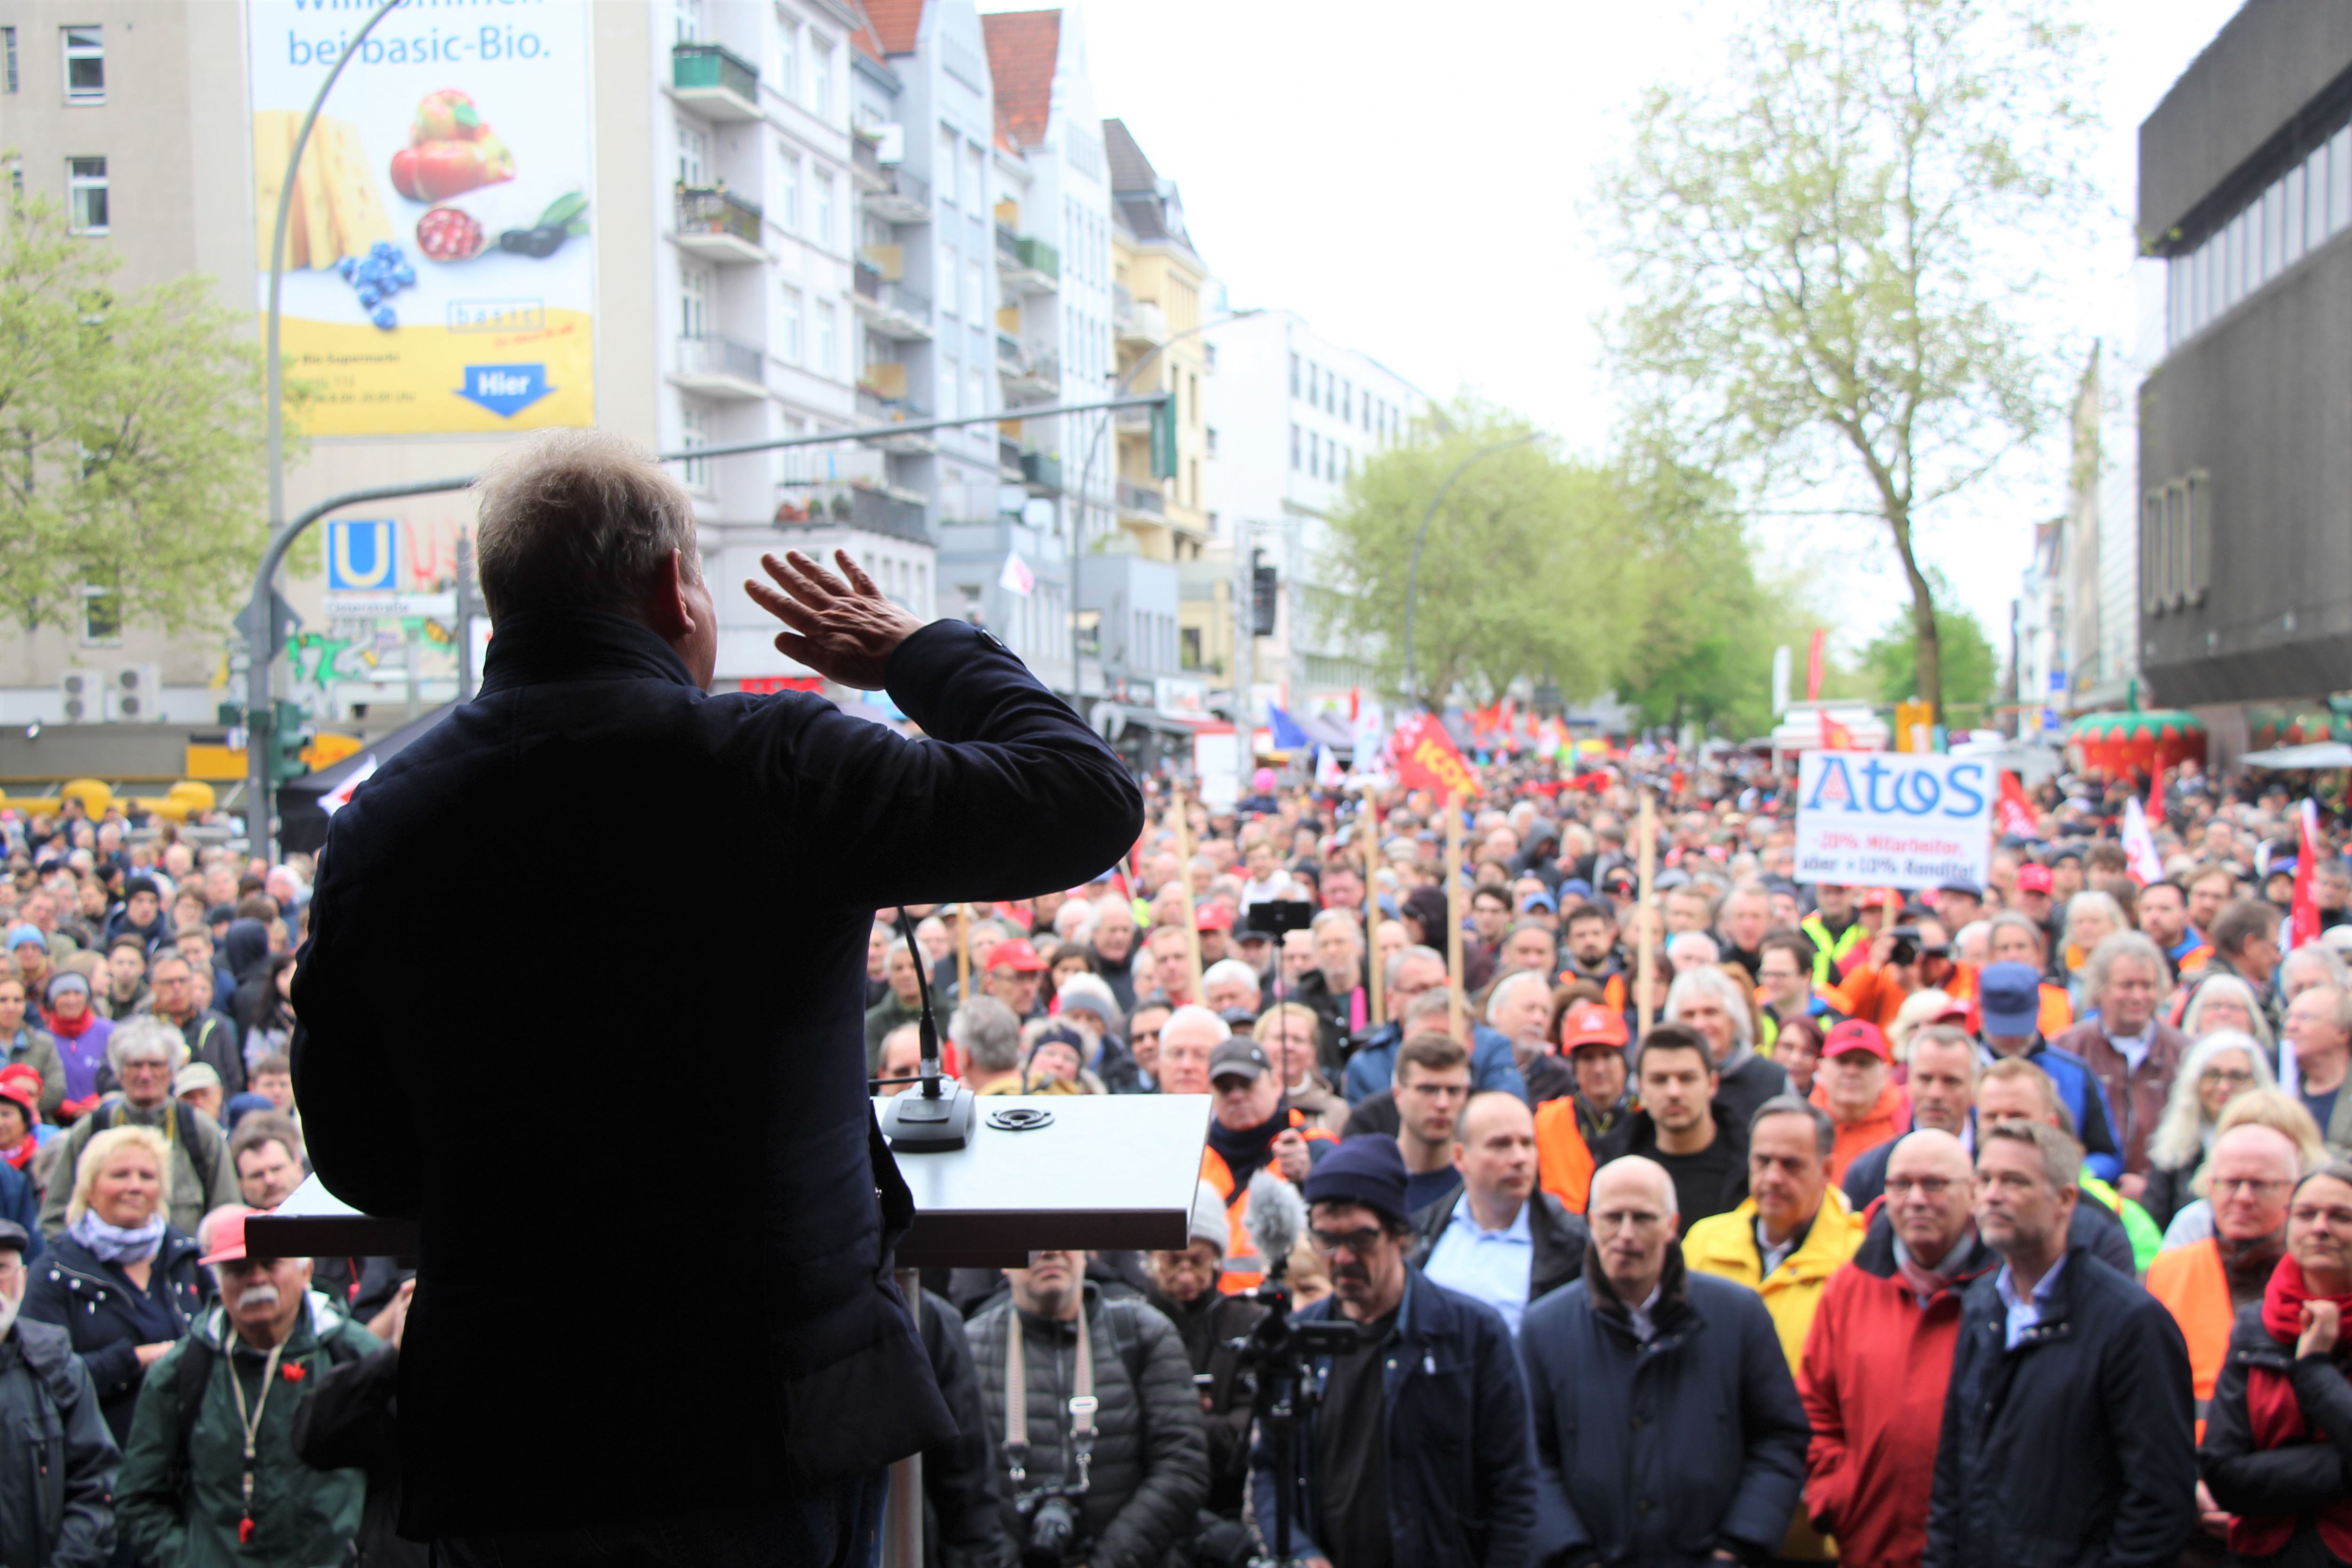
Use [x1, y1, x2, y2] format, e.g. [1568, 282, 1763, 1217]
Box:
[1795, 750, 1993, 890]
[324, 590, 457, 620]
[326, 519, 402, 591]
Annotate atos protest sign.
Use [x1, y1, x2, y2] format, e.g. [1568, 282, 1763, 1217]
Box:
[1391, 714, 1481, 800]
[1795, 750, 1993, 890]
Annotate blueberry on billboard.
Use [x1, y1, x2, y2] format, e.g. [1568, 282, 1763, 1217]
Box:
[249, 0, 594, 434]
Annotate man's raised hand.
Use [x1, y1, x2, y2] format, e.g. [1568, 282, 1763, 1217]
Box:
[745, 549, 924, 690]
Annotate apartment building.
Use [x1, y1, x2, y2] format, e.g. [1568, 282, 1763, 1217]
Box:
[1203, 309, 1424, 717]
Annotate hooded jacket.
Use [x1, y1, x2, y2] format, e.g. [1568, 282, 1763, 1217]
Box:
[1924, 1245, 2196, 1568]
[293, 615, 1141, 1538]
[964, 1283, 1207, 1568]
[0, 1318, 119, 1568]
[1250, 1266, 1535, 1568]
[1799, 1215, 1997, 1568]
[1521, 1244, 1810, 1568]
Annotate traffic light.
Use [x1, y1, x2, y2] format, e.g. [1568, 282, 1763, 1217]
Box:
[266, 699, 313, 785]
[1250, 552, 1279, 637]
[1150, 394, 1177, 480]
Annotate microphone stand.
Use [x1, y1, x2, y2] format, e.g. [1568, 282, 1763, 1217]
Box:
[878, 908, 977, 1152]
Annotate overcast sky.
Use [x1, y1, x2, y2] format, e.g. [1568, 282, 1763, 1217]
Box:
[988, 0, 2244, 652]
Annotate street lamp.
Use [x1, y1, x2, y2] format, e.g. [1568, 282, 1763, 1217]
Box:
[1066, 308, 1263, 715]
[245, 0, 401, 861]
[1399, 430, 1543, 710]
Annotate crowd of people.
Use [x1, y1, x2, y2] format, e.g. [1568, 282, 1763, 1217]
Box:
[8, 746, 2352, 1568]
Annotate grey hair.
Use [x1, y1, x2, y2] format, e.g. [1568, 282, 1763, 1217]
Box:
[1749, 1093, 1836, 1159]
[2082, 931, 2167, 1003]
[1980, 1118, 2083, 1192]
[2182, 974, 2278, 1054]
[2147, 1029, 2274, 1170]
[1663, 965, 1755, 1051]
[1987, 910, 2048, 955]
[1386, 944, 1446, 989]
[1667, 931, 1721, 967]
[949, 996, 1023, 1074]
[106, 1015, 188, 1075]
[473, 428, 702, 621]
[1309, 907, 1363, 942]
[2062, 891, 2127, 951]
[2283, 942, 2352, 995]
[1484, 969, 1552, 1026]
[1201, 959, 1263, 1001]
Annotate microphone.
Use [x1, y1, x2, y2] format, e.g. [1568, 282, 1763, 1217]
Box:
[878, 907, 977, 1152]
[1245, 1167, 1307, 1279]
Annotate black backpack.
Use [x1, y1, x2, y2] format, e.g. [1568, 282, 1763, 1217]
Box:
[166, 1321, 368, 1483]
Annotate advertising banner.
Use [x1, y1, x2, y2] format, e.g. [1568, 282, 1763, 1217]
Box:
[249, 0, 595, 434]
[1795, 750, 1993, 890]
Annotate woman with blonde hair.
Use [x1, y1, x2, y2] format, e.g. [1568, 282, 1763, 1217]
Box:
[2158, 1088, 2331, 1254]
[21, 1125, 204, 1444]
[2141, 1030, 2274, 1229]
[1887, 988, 1957, 1064]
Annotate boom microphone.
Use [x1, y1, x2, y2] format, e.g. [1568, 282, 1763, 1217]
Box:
[1245, 1167, 1308, 1278]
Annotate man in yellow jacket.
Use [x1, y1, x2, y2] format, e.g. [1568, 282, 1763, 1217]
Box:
[1685, 1095, 1868, 1560]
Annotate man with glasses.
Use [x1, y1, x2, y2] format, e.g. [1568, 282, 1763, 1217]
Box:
[1800, 1130, 1994, 1568]
[1393, 1035, 1474, 1214]
[143, 951, 244, 1099]
[1252, 1137, 1534, 1568]
[1124, 1001, 1172, 1092]
[1522, 1155, 1807, 1568]
[2283, 984, 2352, 1154]
[0, 1219, 116, 1568]
[2145, 1123, 2301, 1443]
[1196, 1031, 1332, 1295]
[1924, 1121, 2194, 1568]
[1340, 947, 1527, 1106]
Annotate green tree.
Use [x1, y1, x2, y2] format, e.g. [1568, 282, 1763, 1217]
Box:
[0, 188, 275, 636]
[1318, 402, 1630, 710]
[1598, 0, 2092, 722]
[1859, 581, 1997, 724]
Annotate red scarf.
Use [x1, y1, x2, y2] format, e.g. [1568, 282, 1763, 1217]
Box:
[2234, 1254, 2352, 1560]
[0, 1136, 32, 1172]
[46, 1006, 95, 1042]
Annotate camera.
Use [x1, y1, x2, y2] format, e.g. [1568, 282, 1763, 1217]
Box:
[1240, 898, 1313, 937]
[1886, 925, 1921, 967]
[1016, 1490, 1080, 1568]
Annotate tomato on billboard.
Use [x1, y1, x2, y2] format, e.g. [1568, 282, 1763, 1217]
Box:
[248, 0, 594, 435]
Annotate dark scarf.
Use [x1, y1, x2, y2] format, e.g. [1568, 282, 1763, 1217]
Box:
[1582, 1231, 1690, 1331]
[2220, 1231, 2288, 1308]
[1208, 1103, 1289, 1186]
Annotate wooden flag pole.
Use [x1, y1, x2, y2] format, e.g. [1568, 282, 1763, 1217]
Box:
[1367, 796, 1386, 1027]
[1635, 789, 1659, 1038]
[1170, 783, 1204, 997]
[1446, 793, 1466, 1040]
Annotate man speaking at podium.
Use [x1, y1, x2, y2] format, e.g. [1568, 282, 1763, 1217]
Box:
[291, 431, 1145, 1567]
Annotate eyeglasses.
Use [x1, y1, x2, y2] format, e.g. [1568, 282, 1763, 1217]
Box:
[2210, 1177, 2292, 1198]
[1885, 1176, 1959, 1198]
[1308, 1226, 1384, 1255]
[2200, 1068, 2257, 1088]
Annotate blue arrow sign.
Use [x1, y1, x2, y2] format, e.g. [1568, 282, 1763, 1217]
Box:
[455, 363, 555, 419]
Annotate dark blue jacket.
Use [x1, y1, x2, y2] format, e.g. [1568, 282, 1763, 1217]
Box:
[1343, 1022, 1529, 1105]
[1518, 1247, 1808, 1567]
[1924, 1245, 2195, 1568]
[293, 614, 1144, 1539]
[21, 1229, 204, 1447]
[1251, 1267, 1535, 1568]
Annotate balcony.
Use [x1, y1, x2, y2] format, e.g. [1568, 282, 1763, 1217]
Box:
[670, 42, 761, 122]
[999, 434, 1025, 479]
[850, 274, 932, 341]
[674, 187, 766, 263]
[1117, 296, 1167, 346]
[995, 332, 1023, 372]
[1114, 401, 1152, 432]
[1117, 479, 1166, 519]
[856, 385, 937, 454]
[1021, 450, 1063, 495]
[850, 131, 887, 192]
[1000, 342, 1060, 400]
[673, 335, 767, 399]
[862, 164, 930, 224]
[996, 229, 1060, 296]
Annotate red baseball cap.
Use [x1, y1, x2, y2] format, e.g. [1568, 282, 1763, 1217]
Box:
[2016, 865, 2055, 893]
[198, 1210, 253, 1266]
[1193, 904, 1234, 932]
[985, 938, 1046, 973]
[1823, 1019, 1891, 1062]
[0, 1065, 39, 1120]
[1558, 1002, 1630, 1051]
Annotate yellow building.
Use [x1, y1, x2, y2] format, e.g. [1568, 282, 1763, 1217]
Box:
[1105, 119, 1213, 565]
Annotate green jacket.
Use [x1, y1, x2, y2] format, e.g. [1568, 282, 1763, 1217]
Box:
[117, 1304, 380, 1568]
[2079, 1168, 2163, 1276]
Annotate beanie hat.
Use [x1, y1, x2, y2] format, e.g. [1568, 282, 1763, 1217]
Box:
[1300, 1135, 1411, 1229]
[123, 876, 160, 902]
[1188, 1179, 1229, 1257]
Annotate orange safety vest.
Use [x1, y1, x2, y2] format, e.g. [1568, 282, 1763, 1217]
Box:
[1200, 1109, 1338, 1294]
[2146, 1237, 2233, 1441]
[1533, 1098, 1597, 1215]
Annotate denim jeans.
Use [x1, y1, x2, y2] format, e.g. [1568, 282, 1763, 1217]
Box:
[434, 1473, 884, 1568]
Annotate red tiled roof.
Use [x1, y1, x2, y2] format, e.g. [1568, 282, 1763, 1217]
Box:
[980, 10, 1059, 149]
[866, 0, 925, 55]
[846, 1, 888, 64]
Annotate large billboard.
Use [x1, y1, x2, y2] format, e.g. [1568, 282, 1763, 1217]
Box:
[248, 0, 595, 435]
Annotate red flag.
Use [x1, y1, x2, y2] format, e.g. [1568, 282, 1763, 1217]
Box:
[1996, 772, 2040, 839]
[1806, 629, 1826, 701]
[2292, 799, 2323, 948]
[1391, 713, 1481, 800]
[1818, 710, 1855, 750]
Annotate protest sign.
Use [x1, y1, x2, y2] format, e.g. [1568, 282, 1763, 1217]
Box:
[1391, 714, 1480, 800]
[1795, 750, 1992, 890]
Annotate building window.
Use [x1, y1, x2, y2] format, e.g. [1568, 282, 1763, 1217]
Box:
[1290, 424, 1301, 470]
[679, 401, 711, 490]
[776, 18, 799, 100]
[62, 25, 102, 103]
[1342, 380, 1352, 422]
[777, 149, 800, 229]
[1206, 426, 1219, 456]
[814, 299, 835, 377]
[4, 28, 18, 93]
[66, 157, 107, 234]
[811, 38, 834, 119]
[679, 263, 711, 340]
[677, 122, 707, 187]
[813, 170, 833, 247]
[778, 284, 803, 363]
[673, 0, 702, 43]
[79, 585, 120, 646]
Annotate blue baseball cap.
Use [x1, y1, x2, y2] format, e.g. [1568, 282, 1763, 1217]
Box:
[1978, 961, 2042, 1036]
[1519, 888, 1558, 913]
